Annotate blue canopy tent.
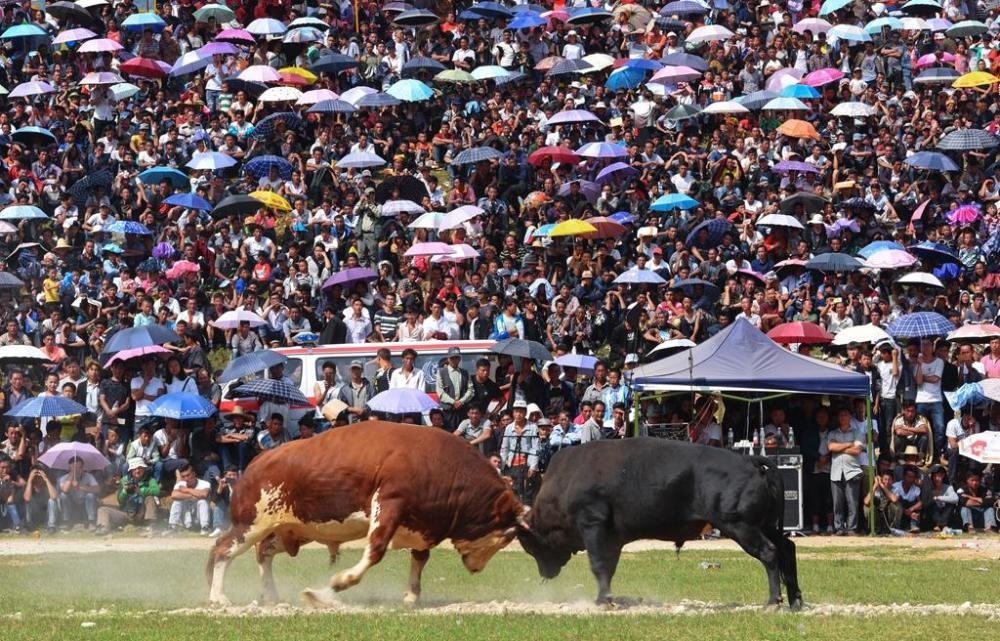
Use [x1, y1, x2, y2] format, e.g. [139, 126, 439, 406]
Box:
[629, 318, 874, 532]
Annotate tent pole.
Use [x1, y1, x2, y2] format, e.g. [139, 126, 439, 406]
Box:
[632, 393, 641, 438]
[866, 396, 875, 536]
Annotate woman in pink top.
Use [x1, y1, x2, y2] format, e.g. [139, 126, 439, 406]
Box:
[981, 338, 1000, 378]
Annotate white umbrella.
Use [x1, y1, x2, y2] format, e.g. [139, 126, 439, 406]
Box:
[831, 324, 891, 346]
[958, 431, 1000, 464]
[756, 213, 804, 230]
[702, 100, 749, 114]
[407, 211, 445, 229]
[649, 338, 696, 356]
[687, 25, 735, 43]
[895, 271, 944, 288]
[830, 101, 876, 117]
[439, 206, 484, 231]
[381, 200, 425, 216]
[946, 324, 1000, 343]
[0, 344, 52, 364]
[581, 53, 615, 71]
[259, 86, 303, 102]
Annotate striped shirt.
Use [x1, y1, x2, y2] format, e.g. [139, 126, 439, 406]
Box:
[372, 310, 400, 341]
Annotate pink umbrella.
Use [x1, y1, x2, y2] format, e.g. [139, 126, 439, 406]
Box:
[802, 68, 844, 87]
[238, 65, 281, 83]
[404, 242, 455, 257]
[766, 67, 805, 92]
[792, 18, 832, 34]
[106, 345, 172, 366]
[947, 204, 981, 226]
[214, 309, 267, 329]
[38, 442, 109, 472]
[78, 38, 124, 53]
[649, 65, 702, 84]
[215, 28, 256, 44]
[431, 244, 480, 262]
[165, 260, 200, 279]
[52, 28, 97, 45]
[864, 249, 918, 270]
[80, 71, 124, 85]
[916, 52, 956, 68]
[297, 88, 339, 105]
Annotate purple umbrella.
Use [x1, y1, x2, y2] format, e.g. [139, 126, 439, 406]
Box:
[765, 67, 805, 92]
[865, 249, 918, 270]
[404, 242, 455, 257]
[576, 142, 628, 158]
[596, 161, 638, 182]
[52, 28, 97, 45]
[216, 28, 256, 44]
[38, 442, 109, 471]
[558, 179, 601, 203]
[152, 242, 175, 259]
[78, 38, 123, 53]
[198, 41, 240, 57]
[80, 72, 124, 86]
[9, 81, 55, 98]
[825, 218, 861, 237]
[547, 109, 602, 126]
[322, 267, 378, 290]
[773, 160, 820, 174]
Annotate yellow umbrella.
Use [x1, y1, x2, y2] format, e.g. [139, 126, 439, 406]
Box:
[952, 71, 999, 88]
[249, 190, 291, 211]
[549, 219, 597, 237]
[279, 66, 318, 83]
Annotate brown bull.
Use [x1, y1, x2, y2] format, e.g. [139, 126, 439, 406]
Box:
[207, 421, 525, 606]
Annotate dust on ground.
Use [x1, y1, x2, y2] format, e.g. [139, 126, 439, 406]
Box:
[4, 534, 1000, 559]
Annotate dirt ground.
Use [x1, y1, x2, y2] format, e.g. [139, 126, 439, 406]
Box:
[3, 534, 1000, 559]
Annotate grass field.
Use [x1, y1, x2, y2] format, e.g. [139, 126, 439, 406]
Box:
[3, 537, 999, 640]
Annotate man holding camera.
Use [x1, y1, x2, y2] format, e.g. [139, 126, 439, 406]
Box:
[95, 458, 161, 535]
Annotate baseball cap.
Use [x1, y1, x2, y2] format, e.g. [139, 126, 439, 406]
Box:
[447, 346, 462, 357]
[512, 399, 527, 409]
[350, 359, 364, 370]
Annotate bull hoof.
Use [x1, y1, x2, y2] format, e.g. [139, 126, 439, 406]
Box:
[208, 596, 231, 608]
[597, 596, 638, 610]
[789, 597, 804, 612]
[302, 587, 336, 608]
[402, 591, 420, 607]
[331, 572, 359, 592]
[260, 592, 280, 606]
[763, 601, 782, 612]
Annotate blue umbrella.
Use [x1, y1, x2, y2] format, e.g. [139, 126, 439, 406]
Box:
[0, 24, 47, 39]
[283, 27, 324, 44]
[805, 252, 865, 272]
[0, 205, 48, 220]
[613, 267, 667, 285]
[547, 58, 593, 77]
[605, 67, 645, 91]
[67, 170, 113, 200]
[452, 146, 504, 165]
[310, 53, 361, 74]
[106, 220, 153, 235]
[857, 241, 905, 259]
[566, 7, 613, 25]
[220, 351, 289, 384]
[186, 152, 238, 171]
[244, 155, 294, 179]
[945, 382, 988, 412]
[121, 13, 167, 32]
[909, 241, 959, 263]
[623, 58, 662, 72]
[533, 223, 556, 237]
[6, 396, 88, 418]
[367, 388, 439, 414]
[402, 56, 446, 74]
[779, 84, 820, 99]
[469, 2, 514, 18]
[163, 193, 212, 210]
[736, 90, 779, 110]
[232, 378, 310, 406]
[307, 99, 357, 114]
[819, 0, 853, 14]
[904, 151, 959, 172]
[651, 193, 700, 212]
[554, 353, 598, 374]
[356, 92, 401, 108]
[508, 11, 546, 29]
[10, 126, 56, 146]
[685, 218, 733, 247]
[671, 278, 721, 301]
[102, 325, 181, 354]
[661, 1, 710, 15]
[251, 112, 304, 140]
[139, 166, 189, 187]
[386, 78, 434, 102]
[610, 211, 635, 225]
[887, 312, 954, 338]
[150, 393, 218, 420]
[661, 52, 708, 71]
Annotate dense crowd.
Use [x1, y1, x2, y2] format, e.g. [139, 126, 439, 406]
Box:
[1, 0, 1000, 537]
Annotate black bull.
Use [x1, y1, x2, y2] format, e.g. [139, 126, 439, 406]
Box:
[516, 439, 803, 609]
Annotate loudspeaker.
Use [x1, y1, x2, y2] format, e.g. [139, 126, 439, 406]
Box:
[773, 453, 804, 532]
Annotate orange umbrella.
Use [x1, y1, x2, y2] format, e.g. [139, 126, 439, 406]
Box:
[582, 216, 627, 239]
[776, 119, 820, 140]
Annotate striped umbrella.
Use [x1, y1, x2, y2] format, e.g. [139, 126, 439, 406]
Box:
[936, 128, 999, 151]
[452, 146, 504, 165]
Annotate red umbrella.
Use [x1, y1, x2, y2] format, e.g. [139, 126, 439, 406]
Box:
[120, 57, 167, 79]
[581, 216, 626, 239]
[278, 72, 311, 87]
[767, 321, 834, 345]
[528, 145, 581, 166]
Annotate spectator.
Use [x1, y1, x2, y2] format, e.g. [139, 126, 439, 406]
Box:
[95, 458, 160, 535]
[822, 408, 864, 536]
[169, 463, 211, 535]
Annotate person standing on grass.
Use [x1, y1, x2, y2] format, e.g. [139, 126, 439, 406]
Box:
[914, 338, 945, 461]
[822, 407, 864, 536]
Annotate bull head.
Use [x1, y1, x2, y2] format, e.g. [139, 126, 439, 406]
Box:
[515, 507, 572, 579]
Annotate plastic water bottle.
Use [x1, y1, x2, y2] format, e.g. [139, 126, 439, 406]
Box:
[759, 428, 767, 456]
[752, 430, 760, 450]
[727, 427, 734, 449]
[788, 426, 796, 447]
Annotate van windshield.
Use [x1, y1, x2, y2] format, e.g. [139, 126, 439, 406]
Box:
[316, 353, 492, 394]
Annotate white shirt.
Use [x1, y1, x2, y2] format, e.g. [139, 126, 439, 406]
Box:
[875, 359, 898, 398]
[130, 376, 165, 417]
[389, 368, 426, 390]
[915, 357, 944, 403]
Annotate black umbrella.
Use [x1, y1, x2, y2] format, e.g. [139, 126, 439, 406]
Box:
[47, 1, 98, 24]
[660, 52, 708, 71]
[402, 56, 446, 76]
[670, 278, 721, 300]
[805, 252, 865, 273]
[779, 192, 828, 214]
[373, 175, 429, 204]
[0, 272, 25, 289]
[66, 169, 113, 201]
[250, 112, 304, 140]
[222, 76, 267, 98]
[310, 53, 361, 74]
[393, 9, 440, 27]
[212, 194, 262, 218]
[490, 338, 553, 362]
[102, 325, 181, 355]
[841, 197, 876, 213]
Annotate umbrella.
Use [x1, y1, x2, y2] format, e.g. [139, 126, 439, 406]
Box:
[403, 56, 445, 75]
[282, 27, 323, 45]
[308, 99, 357, 114]
[547, 109, 603, 126]
[438, 206, 485, 231]
[830, 101, 876, 118]
[773, 160, 820, 174]
[386, 78, 434, 102]
[779, 192, 827, 214]
[170, 50, 211, 76]
[435, 69, 476, 84]
[908, 241, 959, 263]
[554, 353, 598, 374]
[905, 151, 959, 172]
[915, 67, 960, 85]
[322, 267, 378, 290]
[957, 431, 1000, 464]
[0, 345, 51, 364]
[102, 325, 181, 354]
[120, 57, 167, 79]
[887, 312, 954, 338]
[779, 84, 821, 99]
[9, 81, 56, 98]
[245, 155, 294, 179]
[937, 129, 999, 151]
[310, 53, 360, 75]
[687, 25, 734, 43]
[393, 9, 441, 27]
[670, 278, 721, 300]
[901, 0, 943, 15]
[895, 272, 944, 288]
[491, 338, 553, 362]
[864, 249, 918, 270]
[946, 324, 1000, 343]
[736, 90, 780, 110]
[336, 151, 386, 169]
[613, 267, 667, 285]
[367, 388, 439, 414]
[356, 92, 401, 108]
[857, 241, 906, 259]
[139, 167, 189, 187]
[259, 86, 304, 103]
[566, 7, 613, 25]
[546, 58, 593, 77]
[646, 338, 697, 361]
[105, 345, 171, 366]
[663, 104, 703, 120]
[528, 146, 581, 166]
[947, 20, 989, 38]
[220, 351, 289, 384]
[763, 97, 810, 111]
[214, 310, 266, 330]
[381, 200, 425, 216]
[66, 170, 113, 200]
[409, 212, 444, 230]
[509, 11, 547, 29]
[404, 242, 455, 257]
[431, 244, 480, 263]
[0, 205, 48, 221]
[471, 65, 511, 81]
[0, 272, 24, 289]
[793, 18, 833, 33]
[37, 442, 109, 471]
[685, 218, 732, 246]
[756, 213, 804, 230]
[806, 252, 865, 272]
[702, 101, 749, 115]
[828, 24, 871, 42]
[452, 147, 504, 165]
[661, 52, 708, 71]
[297, 89, 340, 105]
[818, 0, 852, 14]
[186, 152, 238, 171]
[10, 127, 56, 147]
[831, 324, 892, 346]
[866, 17, 903, 34]
[605, 67, 645, 91]
[549, 219, 597, 237]
[215, 28, 256, 44]
[661, 0, 709, 14]
[776, 119, 821, 139]
[239, 65, 281, 83]
[651, 193, 700, 212]
[621, 58, 663, 73]
[232, 378, 310, 406]
[947, 204, 982, 226]
[52, 28, 97, 45]
[802, 68, 845, 87]
[556, 179, 600, 203]
[150, 393, 218, 420]
[246, 17, 287, 36]
[251, 112, 304, 140]
[106, 220, 153, 235]
[374, 175, 429, 204]
[80, 71, 124, 86]
[0, 24, 47, 39]
[595, 162, 638, 183]
[194, 3, 236, 22]
[581, 217, 627, 240]
[953, 71, 1000, 88]
[6, 396, 88, 420]
[576, 142, 628, 158]
[121, 13, 166, 32]
[48, 2, 98, 24]
[649, 65, 702, 84]
[213, 194, 262, 217]
[767, 322, 834, 345]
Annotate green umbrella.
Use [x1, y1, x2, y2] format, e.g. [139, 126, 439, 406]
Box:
[193, 3, 237, 22]
[434, 69, 476, 84]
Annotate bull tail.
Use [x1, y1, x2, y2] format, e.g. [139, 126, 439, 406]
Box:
[206, 528, 241, 587]
[749, 456, 784, 533]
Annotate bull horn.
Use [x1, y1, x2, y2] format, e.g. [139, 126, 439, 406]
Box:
[516, 506, 532, 531]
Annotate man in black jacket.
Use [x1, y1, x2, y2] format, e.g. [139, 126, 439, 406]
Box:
[319, 306, 347, 345]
